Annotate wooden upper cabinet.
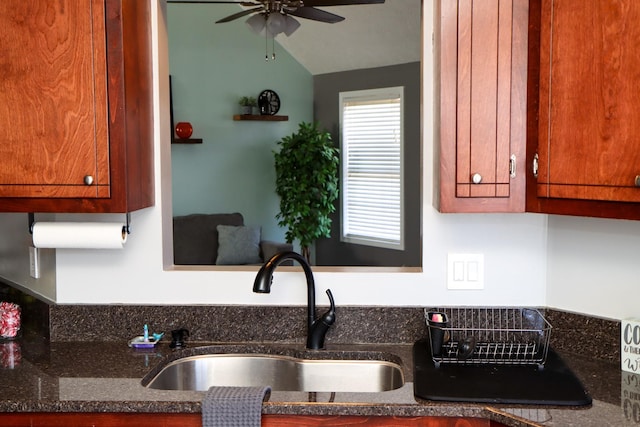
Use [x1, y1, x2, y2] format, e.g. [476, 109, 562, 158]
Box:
[536, 0, 640, 203]
[0, 0, 153, 213]
[527, 0, 640, 219]
[438, 0, 529, 213]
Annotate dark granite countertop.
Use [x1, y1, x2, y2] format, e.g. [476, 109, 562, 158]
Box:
[0, 338, 635, 427]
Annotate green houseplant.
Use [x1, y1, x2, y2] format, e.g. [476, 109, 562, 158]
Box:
[274, 122, 340, 262]
[238, 96, 257, 115]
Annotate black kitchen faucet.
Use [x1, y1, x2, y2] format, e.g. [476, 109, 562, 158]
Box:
[253, 251, 335, 350]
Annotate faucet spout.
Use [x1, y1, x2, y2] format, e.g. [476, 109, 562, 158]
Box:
[253, 251, 335, 350]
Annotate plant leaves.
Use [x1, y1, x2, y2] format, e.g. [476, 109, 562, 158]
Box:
[273, 122, 340, 251]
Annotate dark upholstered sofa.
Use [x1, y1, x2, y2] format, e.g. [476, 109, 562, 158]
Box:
[173, 212, 292, 265]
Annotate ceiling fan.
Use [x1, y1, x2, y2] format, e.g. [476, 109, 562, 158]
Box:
[167, 0, 385, 60]
[167, 1, 385, 26]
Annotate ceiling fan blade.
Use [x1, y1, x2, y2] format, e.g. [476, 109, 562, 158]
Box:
[288, 6, 344, 23]
[215, 6, 263, 23]
[303, 0, 385, 5]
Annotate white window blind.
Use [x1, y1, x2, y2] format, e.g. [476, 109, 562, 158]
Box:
[339, 87, 404, 250]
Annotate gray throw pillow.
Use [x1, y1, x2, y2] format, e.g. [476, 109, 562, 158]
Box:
[173, 213, 244, 265]
[216, 225, 262, 265]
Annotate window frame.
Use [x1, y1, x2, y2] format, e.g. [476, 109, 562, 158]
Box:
[338, 86, 405, 251]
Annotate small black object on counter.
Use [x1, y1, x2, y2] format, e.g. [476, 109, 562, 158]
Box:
[170, 328, 189, 349]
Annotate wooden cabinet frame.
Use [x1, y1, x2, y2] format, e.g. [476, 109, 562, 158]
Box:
[0, 0, 153, 213]
[0, 413, 507, 427]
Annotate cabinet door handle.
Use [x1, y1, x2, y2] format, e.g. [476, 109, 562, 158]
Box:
[635, 176, 640, 187]
[83, 175, 94, 186]
[509, 154, 517, 178]
[471, 173, 482, 184]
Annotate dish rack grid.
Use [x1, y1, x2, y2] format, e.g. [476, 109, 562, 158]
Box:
[424, 307, 552, 368]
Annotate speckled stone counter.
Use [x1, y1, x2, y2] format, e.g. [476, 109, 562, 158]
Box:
[0, 283, 631, 426]
[0, 338, 635, 427]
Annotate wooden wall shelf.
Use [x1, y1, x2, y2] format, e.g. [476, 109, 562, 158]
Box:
[171, 138, 203, 144]
[170, 75, 204, 145]
[233, 114, 288, 121]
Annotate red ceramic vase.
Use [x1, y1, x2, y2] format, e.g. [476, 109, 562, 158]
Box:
[175, 122, 193, 139]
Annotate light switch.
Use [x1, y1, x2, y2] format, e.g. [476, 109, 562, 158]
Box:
[447, 253, 484, 290]
[453, 261, 465, 281]
[467, 261, 479, 281]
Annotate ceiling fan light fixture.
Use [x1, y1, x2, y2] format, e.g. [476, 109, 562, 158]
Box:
[283, 15, 301, 36]
[266, 12, 286, 36]
[245, 13, 266, 34]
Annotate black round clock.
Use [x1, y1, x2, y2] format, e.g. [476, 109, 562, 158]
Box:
[258, 89, 280, 115]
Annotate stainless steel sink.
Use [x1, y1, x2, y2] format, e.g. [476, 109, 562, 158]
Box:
[142, 353, 404, 392]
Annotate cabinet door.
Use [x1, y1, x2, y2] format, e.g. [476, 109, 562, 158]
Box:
[536, 0, 640, 203]
[0, 0, 153, 213]
[438, 0, 528, 212]
[0, 0, 110, 199]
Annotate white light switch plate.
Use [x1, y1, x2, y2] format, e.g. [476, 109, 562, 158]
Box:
[447, 253, 484, 290]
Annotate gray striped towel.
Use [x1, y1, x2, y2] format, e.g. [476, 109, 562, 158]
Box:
[202, 386, 271, 427]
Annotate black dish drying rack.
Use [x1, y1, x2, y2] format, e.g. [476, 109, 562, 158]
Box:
[425, 307, 552, 368]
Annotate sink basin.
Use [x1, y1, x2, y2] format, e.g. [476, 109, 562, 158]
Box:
[142, 353, 404, 392]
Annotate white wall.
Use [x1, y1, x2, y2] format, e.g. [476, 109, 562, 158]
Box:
[546, 215, 640, 320]
[6, 1, 638, 321]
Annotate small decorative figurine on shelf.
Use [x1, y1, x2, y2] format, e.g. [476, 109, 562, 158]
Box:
[175, 121, 193, 139]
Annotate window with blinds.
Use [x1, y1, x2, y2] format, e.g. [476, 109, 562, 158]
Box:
[339, 87, 404, 250]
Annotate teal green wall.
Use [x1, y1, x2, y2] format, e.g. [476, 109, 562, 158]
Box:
[168, 4, 313, 242]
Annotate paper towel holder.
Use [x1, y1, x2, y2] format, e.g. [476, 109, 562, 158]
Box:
[28, 212, 132, 235]
[124, 212, 131, 234]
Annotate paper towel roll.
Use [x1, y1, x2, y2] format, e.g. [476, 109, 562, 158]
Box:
[32, 222, 127, 249]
